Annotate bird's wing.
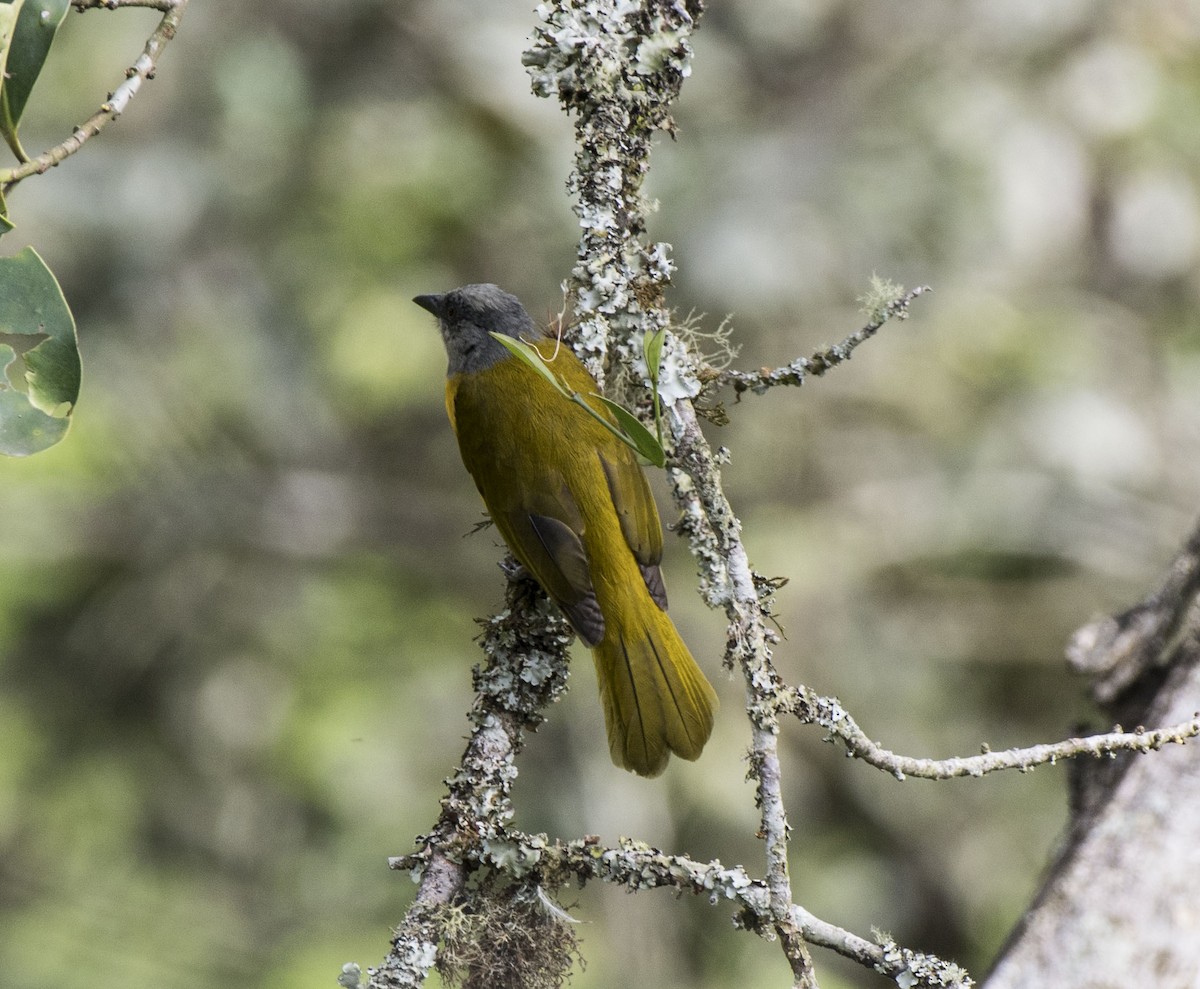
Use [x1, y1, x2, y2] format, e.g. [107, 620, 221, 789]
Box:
[488, 474, 606, 646]
[597, 448, 668, 610]
[544, 348, 670, 612]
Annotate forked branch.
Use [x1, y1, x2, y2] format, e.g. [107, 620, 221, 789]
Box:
[1, 0, 189, 193]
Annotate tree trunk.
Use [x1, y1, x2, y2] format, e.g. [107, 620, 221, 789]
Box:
[986, 522, 1200, 989]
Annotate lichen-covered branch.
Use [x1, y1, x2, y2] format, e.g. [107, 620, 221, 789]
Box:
[791, 903, 975, 989]
[668, 401, 819, 986]
[715, 285, 931, 399]
[788, 684, 1200, 781]
[367, 569, 573, 989]
[524, 0, 703, 407]
[527, 2, 822, 983]
[1, 0, 189, 193]
[440, 832, 972, 988]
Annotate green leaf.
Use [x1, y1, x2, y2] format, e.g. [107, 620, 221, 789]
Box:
[0, 0, 66, 162]
[488, 331, 571, 397]
[0, 245, 81, 456]
[591, 393, 666, 468]
[0, 0, 26, 161]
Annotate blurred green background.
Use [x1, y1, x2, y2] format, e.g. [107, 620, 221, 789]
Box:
[1, 2, 1199, 988]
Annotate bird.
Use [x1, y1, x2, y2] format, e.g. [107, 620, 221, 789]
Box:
[414, 283, 717, 776]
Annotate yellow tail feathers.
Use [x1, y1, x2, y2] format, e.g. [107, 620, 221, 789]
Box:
[591, 610, 718, 777]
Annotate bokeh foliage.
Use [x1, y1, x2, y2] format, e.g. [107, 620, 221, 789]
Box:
[0, 2, 1199, 988]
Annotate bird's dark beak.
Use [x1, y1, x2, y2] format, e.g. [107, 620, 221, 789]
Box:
[413, 293, 446, 318]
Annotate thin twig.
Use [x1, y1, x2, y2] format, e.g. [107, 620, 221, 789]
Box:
[716, 286, 931, 398]
[72, 0, 177, 10]
[2, 0, 189, 193]
[788, 685, 1200, 780]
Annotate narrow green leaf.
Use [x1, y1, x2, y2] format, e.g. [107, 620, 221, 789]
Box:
[591, 394, 666, 468]
[0, 0, 66, 161]
[490, 330, 665, 467]
[0, 245, 81, 456]
[0, 0, 27, 162]
[562, 393, 633, 458]
[643, 327, 666, 385]
[642, 326, 667, 450]
[489, 331, 571, 397]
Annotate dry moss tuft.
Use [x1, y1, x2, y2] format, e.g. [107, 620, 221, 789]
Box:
[436, 882, 582, 989]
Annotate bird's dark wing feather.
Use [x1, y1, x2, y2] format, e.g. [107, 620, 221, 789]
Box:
[522, 510, 605, 645]
[598, 450, 668, 611]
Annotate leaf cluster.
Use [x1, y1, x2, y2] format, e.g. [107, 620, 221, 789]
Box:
[0, 0, 76, 454]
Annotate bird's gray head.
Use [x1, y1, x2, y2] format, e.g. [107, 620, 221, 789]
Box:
[413, 283, 542, 376]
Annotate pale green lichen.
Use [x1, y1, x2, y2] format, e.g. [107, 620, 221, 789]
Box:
[856, 273, 906, 325]
[874, 934, 974, 988]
